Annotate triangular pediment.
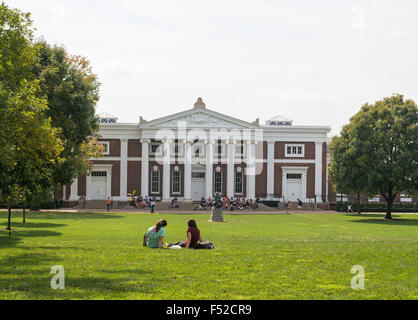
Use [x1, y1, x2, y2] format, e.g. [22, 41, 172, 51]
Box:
[139, 108, 259, 129]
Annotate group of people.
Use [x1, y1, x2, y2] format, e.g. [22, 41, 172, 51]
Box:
[143, 218, 209, 249]
[197, 196, 260, 211]
[123, 194, 262, 213]
[131, 195, 157, 212]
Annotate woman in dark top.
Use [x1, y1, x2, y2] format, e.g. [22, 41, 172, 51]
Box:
[166, 219, 204, 249]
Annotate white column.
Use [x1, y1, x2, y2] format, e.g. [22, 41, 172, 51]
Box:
[106, 167, 112, 199]
[227, 140, 235, 198]
[140, 139, 150, 197]
[205, 140, 214, 199]
[326, 151, 329, 202]
[86, 173, 91, 200]
[63, 185, 66, 200]
[315, 142, 323, 202]
[302, 169, 308, 202]
[162, 139, 171, 201]
[184, 140, 192, 201]
[69, 178, 79, 201]
[120, 139, 128, 200]
[246, 141, 256, 200]
[267, 141, 275, 199]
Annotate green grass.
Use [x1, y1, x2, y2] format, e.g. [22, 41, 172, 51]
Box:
[0, 211, 417, 300]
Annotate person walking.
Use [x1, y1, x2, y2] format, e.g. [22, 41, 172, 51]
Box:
[150, 200, 156, 213]
[347, 200, 353, 213]
[106, 197, 111, 211]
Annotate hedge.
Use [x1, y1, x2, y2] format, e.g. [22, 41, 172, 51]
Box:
[336, 202, 418, 213]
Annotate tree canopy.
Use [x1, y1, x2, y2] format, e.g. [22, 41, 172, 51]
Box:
[35, 41, 102, 193]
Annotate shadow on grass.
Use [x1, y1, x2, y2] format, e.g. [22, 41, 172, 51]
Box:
[1, 263, 158, 299]
[0, 229, 63, 248]
[0, 222, 67, 229]
[0, 235, 22, 248]
[347, 216, 418, 227]
[0, 252, 60, 267]
[0, 211, 124, 221]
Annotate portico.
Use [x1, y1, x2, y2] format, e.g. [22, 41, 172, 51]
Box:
[138, 137, 258, 202]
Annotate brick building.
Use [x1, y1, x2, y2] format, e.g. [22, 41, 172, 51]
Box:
[64, 98, 334, 206]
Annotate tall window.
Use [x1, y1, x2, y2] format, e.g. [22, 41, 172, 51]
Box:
[172, 170, 181, 194]
[235, 171, 243, 194]
[214, 171, 222, 194]
[151, 170, 160, 194]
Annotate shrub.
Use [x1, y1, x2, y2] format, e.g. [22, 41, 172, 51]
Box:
[336, 202, 418, 213]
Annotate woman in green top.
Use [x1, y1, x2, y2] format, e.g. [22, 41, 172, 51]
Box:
[144, 219, 167, 249]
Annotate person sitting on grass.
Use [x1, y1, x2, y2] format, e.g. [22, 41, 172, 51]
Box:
[143, 219, 167, 249]
[166, 219, 206, 249]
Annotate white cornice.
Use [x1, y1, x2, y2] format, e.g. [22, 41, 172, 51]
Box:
[139, 107, 259, 129]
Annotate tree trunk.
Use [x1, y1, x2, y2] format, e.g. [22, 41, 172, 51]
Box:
[385, 199, 393, 220]
[7, 204, 12, 236]
[357, 192, 361, 215]
[23, 204, 26, 224]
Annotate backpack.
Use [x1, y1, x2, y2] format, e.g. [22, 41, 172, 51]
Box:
[195, 241, 214, 250]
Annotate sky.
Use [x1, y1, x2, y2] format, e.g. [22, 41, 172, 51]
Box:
[6, 0, 418, 135]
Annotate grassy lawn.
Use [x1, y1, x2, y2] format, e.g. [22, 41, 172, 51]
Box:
[0, 211, 417, 300]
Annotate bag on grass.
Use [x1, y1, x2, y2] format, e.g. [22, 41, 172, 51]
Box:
[195, 241, 214, 249]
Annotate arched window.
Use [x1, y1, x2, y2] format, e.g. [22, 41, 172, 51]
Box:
[235, 167, 243, 194]
[172, 166, 181, 194]
[214, 167, 222, 194]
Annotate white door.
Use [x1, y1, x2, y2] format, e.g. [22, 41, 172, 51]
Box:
[286, 180, 302, 201]
[191, 172, 205, 202]
[90, 176, 107, 200]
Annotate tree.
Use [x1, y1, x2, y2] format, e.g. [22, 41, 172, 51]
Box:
[34, 42, 102, 201]
[0, 3, 63, 232]
[329, 94, 418, 219]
